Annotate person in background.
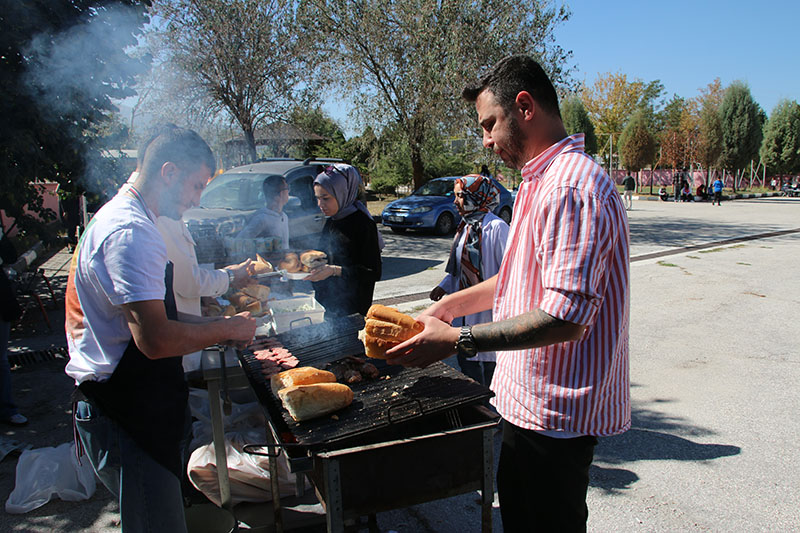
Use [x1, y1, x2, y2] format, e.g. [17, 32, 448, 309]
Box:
[386, 55, 630, 532]
[480, 164, 492, 179]
[680, 182, 693, 202]
[430, 175, 509, 387]
[155, 216, 252, 372]
[712, 175, 724, 205]
[66, 127, 256, 532]
[307, 164, 383, 319]
[696, 183, 707, 202]
[237, 175, 291, 250]
[622, 173, 636, 210]
[659, 187, 670, 201]
[0, 225, 26, 426]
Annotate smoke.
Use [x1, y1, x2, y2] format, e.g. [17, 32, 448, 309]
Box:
[21, 3, 150, 199]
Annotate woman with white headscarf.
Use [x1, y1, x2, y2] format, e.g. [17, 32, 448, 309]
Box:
[430, 174, 509, 387]
[307, 164, 383, 319]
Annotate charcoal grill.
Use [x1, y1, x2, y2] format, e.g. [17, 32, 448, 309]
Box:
[236, 314, 499, 532]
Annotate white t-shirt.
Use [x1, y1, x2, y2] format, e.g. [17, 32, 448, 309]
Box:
[65, 191, 168, 383]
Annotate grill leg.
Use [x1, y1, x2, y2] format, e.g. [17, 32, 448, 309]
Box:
[323, 458, 344, 533]
[481, 427, 494, 533]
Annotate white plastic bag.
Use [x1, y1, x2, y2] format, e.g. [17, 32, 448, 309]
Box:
[187, 429, 299, 507]
[5, 442, 96, 514]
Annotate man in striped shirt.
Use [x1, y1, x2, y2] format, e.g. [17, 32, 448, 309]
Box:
[387, 55, 630, 531]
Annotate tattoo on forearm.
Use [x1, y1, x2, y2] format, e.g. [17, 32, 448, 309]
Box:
[473, 309, 566, 352]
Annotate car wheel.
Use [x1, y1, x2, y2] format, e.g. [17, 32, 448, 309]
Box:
[390, 227, 407, 234]
[499, 207, 512, 224]
[435, 212, 455, 235]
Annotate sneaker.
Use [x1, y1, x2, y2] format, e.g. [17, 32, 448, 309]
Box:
[3, 414, 28, 426]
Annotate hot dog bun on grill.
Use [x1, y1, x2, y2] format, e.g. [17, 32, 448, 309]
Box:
[278, 382, 354, 422]
[270, 367, 336, 397]
[360, 304, 424, 359]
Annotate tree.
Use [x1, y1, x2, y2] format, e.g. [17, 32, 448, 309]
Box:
[619, 110, 656, 173]
[759, 99, 800, 175]
[298, 0, 572, 190]
[154, 0, 306, 163]
[0, 1, 150, 235]
[561, 95, 597, 155]
[719, 82, 764, 189]
[694, 79, 724, 186]
[581, 72, 664, 161]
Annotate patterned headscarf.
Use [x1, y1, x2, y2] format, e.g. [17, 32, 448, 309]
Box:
[444, 174, 500, 290]
[314, 164, 385, 249]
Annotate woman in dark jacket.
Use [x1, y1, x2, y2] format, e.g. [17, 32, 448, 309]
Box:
[0, 226, 26, 425]
[306, 164, 383, 319]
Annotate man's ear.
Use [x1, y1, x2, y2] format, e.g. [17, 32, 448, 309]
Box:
[160, 162, 179, 185]
[515, 91, 536, 122]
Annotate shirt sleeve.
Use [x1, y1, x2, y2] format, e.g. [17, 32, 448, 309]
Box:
[93, 226, 168, 306]
[536, 186, 616, 326]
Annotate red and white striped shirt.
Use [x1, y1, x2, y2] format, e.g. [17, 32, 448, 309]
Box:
[491, 134, 630, 437]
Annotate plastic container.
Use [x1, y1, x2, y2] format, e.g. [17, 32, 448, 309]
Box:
[269, 294, 325, 333]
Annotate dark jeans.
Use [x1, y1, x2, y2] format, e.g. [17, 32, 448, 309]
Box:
[74, 400, 188, 532]
[497, 420, 598, 532]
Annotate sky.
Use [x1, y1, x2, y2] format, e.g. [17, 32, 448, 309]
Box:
[554, 0, 798, 113]
[326, 0, 799, 137]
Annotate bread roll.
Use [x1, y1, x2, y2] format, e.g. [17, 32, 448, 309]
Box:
[278, 383, 354, 422]
[366, 305, 424, 335]
[299, 250, 327, 271]
[223, 305, 237, 317]
[245, 300, 262, 315]
[279, 252, 302, 273]
[228, 292, 255, 309]
[360, 331, 399, 359]
[361, 305, 423, 359]
[365, 318, 420, 342]
[270, 367, 337, 397]
[241, 284, 270, 302]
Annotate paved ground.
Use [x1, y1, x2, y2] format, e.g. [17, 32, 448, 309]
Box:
[2, 196, 799, 531]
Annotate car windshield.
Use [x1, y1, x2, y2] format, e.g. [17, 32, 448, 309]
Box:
[414, 179, 454, 197]
[199, 173, 279, 210]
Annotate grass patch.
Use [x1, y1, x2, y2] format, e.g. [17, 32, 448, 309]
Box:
[657, 260, 679, 267]
[698, 244, 746, 254]
[686, 255, 700, 259]
[737, 262, 751, 266]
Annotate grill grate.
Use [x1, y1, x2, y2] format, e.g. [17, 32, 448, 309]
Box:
[238, 315, 493, 452]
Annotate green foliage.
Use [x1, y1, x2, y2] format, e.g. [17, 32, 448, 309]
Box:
[719, 82, 764, 171]
[759, 99, 800, 174]
[298, 0, 573, 189]
[0, 0, 150, 234]
[561, 95, 597, 155]
[619, 109, 656, 172]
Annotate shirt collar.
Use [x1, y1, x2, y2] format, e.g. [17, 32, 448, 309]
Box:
[521, 133, 585, 183]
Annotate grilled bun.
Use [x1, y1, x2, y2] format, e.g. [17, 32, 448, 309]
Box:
[270, 367, 336, 397]
[361, 305, 424, 359]
[299, 250, 327, 271]
[279, 252, 302, 273]
[278, 382, 353, 422]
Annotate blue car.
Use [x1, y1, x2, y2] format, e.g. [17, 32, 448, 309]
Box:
[381, 176, 514, 235]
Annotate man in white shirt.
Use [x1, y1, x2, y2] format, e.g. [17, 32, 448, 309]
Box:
[66, 127, 256, 532]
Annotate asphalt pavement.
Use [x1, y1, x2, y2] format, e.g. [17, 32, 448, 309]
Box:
[2, 195, 799, 532]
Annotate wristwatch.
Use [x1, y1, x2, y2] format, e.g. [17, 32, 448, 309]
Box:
[456, 325, 478, 357]
[226, 268, 235, 287]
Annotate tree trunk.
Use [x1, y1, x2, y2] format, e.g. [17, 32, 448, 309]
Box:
[410, 143, 425, 191]
[244, 129, 258, 163]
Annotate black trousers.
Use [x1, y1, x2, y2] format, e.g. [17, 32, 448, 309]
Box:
[497, 420, 598, 532]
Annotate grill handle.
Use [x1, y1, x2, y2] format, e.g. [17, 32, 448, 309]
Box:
[387, 398, 424, 425]
[289, 316, 313, 330]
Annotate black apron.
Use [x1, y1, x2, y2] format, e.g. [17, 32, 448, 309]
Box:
[76, 263, 189, 476]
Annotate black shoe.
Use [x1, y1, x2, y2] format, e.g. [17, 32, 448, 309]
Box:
[2, 414, 28, 426]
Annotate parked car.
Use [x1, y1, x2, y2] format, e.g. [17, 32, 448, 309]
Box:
[381, 176, 513, 235]
[183, 158, 344, 264]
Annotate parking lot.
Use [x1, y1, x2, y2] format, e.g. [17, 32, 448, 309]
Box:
[2, 196, 799, 531]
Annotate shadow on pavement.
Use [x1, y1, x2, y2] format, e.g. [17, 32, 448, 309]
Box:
[628, 217, 795, 250]
[590, 393, 741, 493]
[380, 256, 441, 281]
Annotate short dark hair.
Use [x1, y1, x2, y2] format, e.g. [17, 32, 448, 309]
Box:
[140, 126, 216, 180]
[137, 123, 179, 168]
[462, 55, 561, 118]
[262, 175, 287, 200]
